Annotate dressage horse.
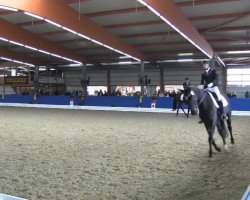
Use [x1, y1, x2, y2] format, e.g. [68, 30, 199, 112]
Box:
[175, 90, 190, 118]
[183, 86, 235, 157]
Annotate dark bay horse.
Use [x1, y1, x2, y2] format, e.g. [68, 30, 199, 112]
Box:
[183, 86, 235, 157]
[175, 90, 190, 118]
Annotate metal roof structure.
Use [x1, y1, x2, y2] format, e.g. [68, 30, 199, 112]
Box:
[0, 0, 249, 67]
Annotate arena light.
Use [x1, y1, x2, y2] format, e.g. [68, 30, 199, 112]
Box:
[9, 10, 141, 62]
[25, 45, 38, 51]
[227, 50, 250, 54]
[62, 26, 77, 35]
[0, 37, 8, 42]
[137, 0, 212, 59]
[24, 12, 44, 20]
[9, 40, 24, 47]
[77, 33, 91, 41]
[45, 19, 62, 28]
[0, 57, 12, 61]
[38, 49, 50, 55]
[13, 60, 24, 64]
[0, 5, 18, 12]
[178, 53, 193, 56]
[91, 39, 104, 46]
[51, 53, 62, 58]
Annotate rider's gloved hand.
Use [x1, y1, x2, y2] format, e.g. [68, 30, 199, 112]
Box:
[207, 83, 213, 88]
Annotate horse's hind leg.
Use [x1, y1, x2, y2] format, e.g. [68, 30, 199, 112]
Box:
[227, 116, 235, 144]
[217, 121, 228, 151]
[212, 140, 221, 152]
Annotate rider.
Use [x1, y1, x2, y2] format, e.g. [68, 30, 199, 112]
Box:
[201, 60, 227, 119]
[183, 77, 190, 90]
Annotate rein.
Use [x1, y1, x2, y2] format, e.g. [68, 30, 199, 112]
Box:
[198, 91, 207, 106]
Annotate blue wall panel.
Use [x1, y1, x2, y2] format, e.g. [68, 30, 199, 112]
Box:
[37, 95, 70, 105]
[229, 98, 250, 111]
[0, 95, 250, 111]
[0, 95, 33, 103]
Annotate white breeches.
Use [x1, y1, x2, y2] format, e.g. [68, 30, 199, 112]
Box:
[206, 86, 223, 101]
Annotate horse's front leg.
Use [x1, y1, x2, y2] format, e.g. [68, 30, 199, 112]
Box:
[208, 134, 213, 157]
[205, 123, 216, 158]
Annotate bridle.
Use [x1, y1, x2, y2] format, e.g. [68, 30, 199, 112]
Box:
[185, 90, 207, 107]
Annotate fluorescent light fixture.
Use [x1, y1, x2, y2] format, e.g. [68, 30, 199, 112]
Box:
[178, 59, 194, 62]
[62, 57, 73, 62]
[24, 62, 34, 66]
[0, 37, 8, 42]
[77, 33, 91, 41]
[137, 0, 148, 6]
[114, 49, 124, 54]
[157, 59, 204, 63]
[39, 68, 47, 71]
[132, 57, 141, 62]
[119, 56, 130, 59]
[24, 12, 44, 20]
[86, 63, 94, 66]
[50, 68, 56, 71]
[51, 53, 62, 58]
[13, 60, 24, 64]
[147, 5, 161, 16]
[25, 45, 38, 51]
[91, 39, 103, 46]
[0, 5, 18, 12]
[39, 49, 50, 55]
[178, 53, 194, 56]
[45, 19, 61, 27]
[62, 26, 77, 34]
[217, 56, 225, 67]
[119, 61, 132, 64]
[71, 60, 82, 64]
[69, 63, 82, 67]
[9, 40, 24, 46]
[227, 50, 250, 54]
[103, 44, 114, 51]
[1, 57, 12, 61]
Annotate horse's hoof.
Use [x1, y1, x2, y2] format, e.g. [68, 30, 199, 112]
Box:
[224, 144, 228, 151]
[231, 140, 235, 145]
[216, 147, 221, 152]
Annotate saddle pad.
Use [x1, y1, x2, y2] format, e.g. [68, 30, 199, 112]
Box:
[207, 92, 228, 108]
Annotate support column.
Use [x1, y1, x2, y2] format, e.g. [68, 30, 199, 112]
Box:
[80, 63, 87, 97]
[140, 61, 145, 95]
[160, 67, 164, 93]
[107, 69, 111, 94]
[34, 65, 39, 101]
[2, 66, 5, 100]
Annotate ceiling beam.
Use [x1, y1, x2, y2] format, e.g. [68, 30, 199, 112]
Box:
[202, 12, 250, 33]
[84, 0, 240, 18]
[0, 18, 86, 62]
[0, 0, 145, 61]
[0, 47, 42, 65]
[17, 12, 247, 31]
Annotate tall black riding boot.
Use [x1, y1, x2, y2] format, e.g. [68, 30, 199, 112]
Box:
[218, 100, 228, 120]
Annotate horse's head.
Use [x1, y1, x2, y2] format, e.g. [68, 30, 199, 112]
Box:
[183, 86, 199, 115]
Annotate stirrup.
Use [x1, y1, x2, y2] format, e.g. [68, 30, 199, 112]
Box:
[221, 113, 228, 120]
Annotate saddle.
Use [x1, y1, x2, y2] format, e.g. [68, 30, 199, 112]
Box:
[206, 91, 228, 108]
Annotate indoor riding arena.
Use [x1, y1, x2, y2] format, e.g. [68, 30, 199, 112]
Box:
[0, 0, 250, 200]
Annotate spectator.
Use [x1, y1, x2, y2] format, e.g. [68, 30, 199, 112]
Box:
[245, 91, 249, 98]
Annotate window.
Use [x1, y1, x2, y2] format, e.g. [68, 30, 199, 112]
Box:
[227, 68, 250, 86]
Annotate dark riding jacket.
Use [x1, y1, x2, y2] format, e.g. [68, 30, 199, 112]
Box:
[201, 68, 218, 89]
[183, 81, 190, 90]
